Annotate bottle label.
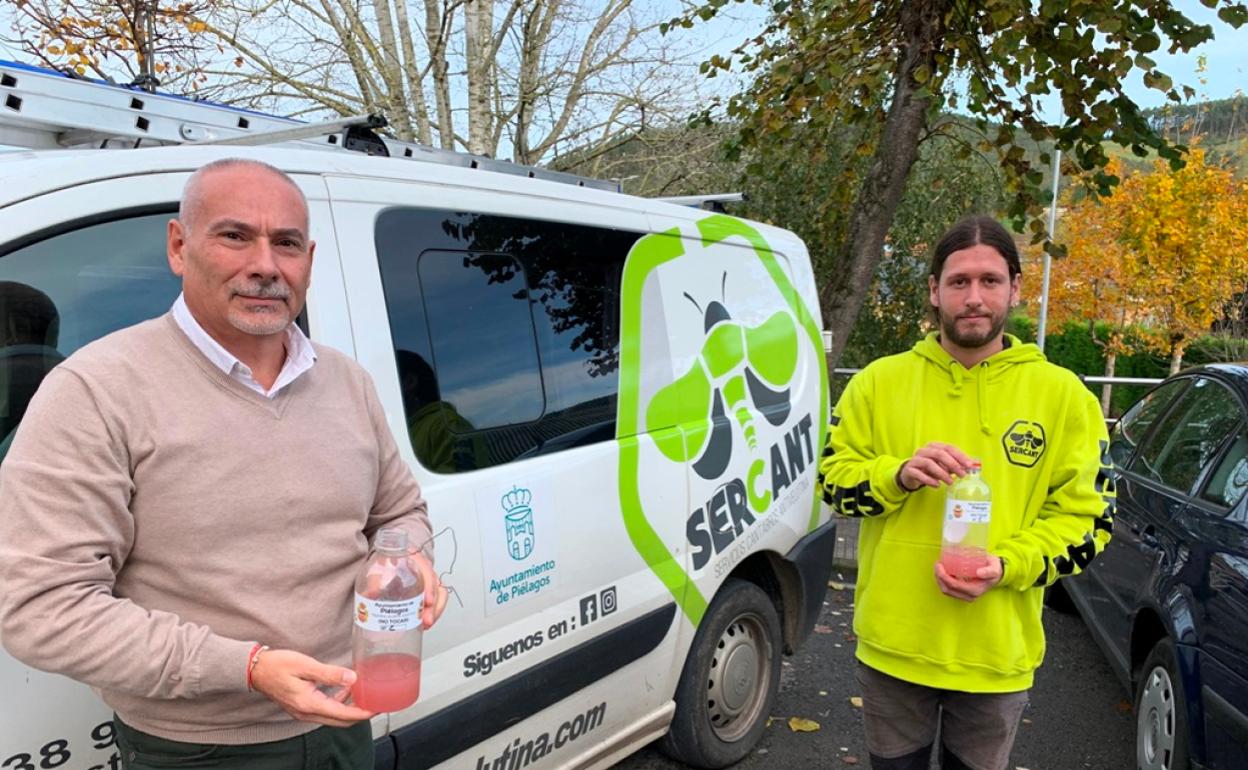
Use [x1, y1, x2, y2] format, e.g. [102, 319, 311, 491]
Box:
[945, 499, 991, 524]
[354, 592, 424, 633]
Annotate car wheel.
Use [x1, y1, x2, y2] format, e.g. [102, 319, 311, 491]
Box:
[659, 578, 782, 769]
[1136, 638, 1190, 770]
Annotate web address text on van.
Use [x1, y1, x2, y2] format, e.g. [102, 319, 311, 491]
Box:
[473, 701, 607, 770]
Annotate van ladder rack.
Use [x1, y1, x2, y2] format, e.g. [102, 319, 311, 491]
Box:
[0, 59, 619, 192]
[655, 193, 746, 212]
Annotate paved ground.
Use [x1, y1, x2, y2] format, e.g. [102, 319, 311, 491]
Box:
[615, 574, 1135, 769]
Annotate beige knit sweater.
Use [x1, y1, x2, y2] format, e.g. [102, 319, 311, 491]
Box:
[0, 314, 432, 744]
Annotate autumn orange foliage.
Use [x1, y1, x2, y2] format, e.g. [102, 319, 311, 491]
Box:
[1041, 149, 1248, 377]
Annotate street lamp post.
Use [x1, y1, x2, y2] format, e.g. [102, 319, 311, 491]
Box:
[1036, 147, 1061, 353]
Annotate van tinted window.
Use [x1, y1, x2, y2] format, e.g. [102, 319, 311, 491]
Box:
[0, 213, 182, 463]
[375, 208, 639, 472]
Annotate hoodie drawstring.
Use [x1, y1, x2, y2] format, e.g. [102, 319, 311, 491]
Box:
[946, 360, 993, 435]
[976, 362, 991, 435]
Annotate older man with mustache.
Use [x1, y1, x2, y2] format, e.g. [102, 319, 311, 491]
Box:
[0, 158, 448, 769]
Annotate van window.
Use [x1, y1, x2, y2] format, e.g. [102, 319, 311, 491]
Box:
[419, 250, 545, 426]
[0, 213, 181, 464]
[375, 208, 637, 473]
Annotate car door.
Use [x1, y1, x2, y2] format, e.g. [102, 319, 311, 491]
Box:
[1188, 422, 1248, 768]
[1076, 377, 1191, 671]
[1123, 375, 1241, 618]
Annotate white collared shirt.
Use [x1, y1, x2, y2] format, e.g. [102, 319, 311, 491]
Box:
[171, 294, 317, 398]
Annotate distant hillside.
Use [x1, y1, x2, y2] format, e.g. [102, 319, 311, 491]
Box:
[1142, 97, 1248, 146]
[551, 97, 1248, 199]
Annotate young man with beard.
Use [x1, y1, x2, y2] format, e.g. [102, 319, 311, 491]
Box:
[0, 158, 448, 768]
[818, 215, 1115, 770]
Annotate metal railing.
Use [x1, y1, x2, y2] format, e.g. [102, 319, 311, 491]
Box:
[832, 368, 1164, 388]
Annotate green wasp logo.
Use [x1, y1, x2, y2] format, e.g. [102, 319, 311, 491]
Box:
[644, 274, 799, 506]
[616, 215, 829, 627]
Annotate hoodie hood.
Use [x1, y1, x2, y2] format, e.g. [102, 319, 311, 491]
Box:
[912, 333, 1047, 435]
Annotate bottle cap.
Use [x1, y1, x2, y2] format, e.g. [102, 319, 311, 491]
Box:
[375, 527, 409, 553]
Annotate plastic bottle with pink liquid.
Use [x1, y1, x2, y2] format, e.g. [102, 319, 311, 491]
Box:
[352, 527, 424, 712]
[939, 460, 993, 580]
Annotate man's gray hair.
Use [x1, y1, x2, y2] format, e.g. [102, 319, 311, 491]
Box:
[178, 158, 308, 233]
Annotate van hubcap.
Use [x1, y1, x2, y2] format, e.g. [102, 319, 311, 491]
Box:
[1138, 664, 1176, 770]
[706, 612, 772, 742]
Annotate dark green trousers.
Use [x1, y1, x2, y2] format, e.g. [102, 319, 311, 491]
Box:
[114, 717, 374, 770]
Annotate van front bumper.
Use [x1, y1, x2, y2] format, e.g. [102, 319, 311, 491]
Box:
[782, 517, 839, 651]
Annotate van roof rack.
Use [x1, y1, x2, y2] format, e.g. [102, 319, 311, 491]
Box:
[0, 59, 620, 192]
[655, 193, 746, 212]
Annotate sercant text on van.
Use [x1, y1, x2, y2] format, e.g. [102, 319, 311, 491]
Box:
[686, 413, 815, 571]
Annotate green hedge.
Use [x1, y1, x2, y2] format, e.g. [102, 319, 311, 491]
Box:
[1011, 317, 1247, 416]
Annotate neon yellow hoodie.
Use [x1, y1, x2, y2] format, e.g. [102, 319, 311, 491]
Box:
[819, 333, 1114, 692]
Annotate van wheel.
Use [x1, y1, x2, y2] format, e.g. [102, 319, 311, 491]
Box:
[659, 578, 781, 769]
[1136, 638, 1189, 770]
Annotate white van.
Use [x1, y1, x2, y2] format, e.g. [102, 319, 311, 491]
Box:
[0, 63, 835, 770]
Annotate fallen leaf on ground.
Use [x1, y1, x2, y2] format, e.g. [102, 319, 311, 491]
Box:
[843, 756, 859, 765]
[788, 717, 821, 732]
[1116, 700, 1133, 713]
[849, 696, 863, 708]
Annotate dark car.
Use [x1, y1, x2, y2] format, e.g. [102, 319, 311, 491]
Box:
[1059, 364, 1248, 770]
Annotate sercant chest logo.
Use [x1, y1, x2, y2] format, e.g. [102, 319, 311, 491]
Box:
[1003, 420, 1047, 467]
[644, 275, 815, 570]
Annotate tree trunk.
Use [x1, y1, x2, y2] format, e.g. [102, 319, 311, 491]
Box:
[1100, 351, 1116, 417]
[823, 0, 951, 368]
[1170, 339, 1186, 375]
[391, 0, 433, 144]
[464, 0, 495, 155]
[513, 0, 546, 163]
[370, 0, 415, 140]
[424, 0, 455, 149]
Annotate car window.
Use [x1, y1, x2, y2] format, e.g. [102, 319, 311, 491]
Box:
[0, 213, 181, 464]
[1132, 378, 1242, 495]
[1201, 427, 1248, 509]
[1110, 378, 1190, 468]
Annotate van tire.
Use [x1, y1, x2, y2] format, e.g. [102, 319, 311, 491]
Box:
[659, 578, 781, 769]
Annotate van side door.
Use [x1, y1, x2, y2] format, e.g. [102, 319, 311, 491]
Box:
[324, 175, 688, 769]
